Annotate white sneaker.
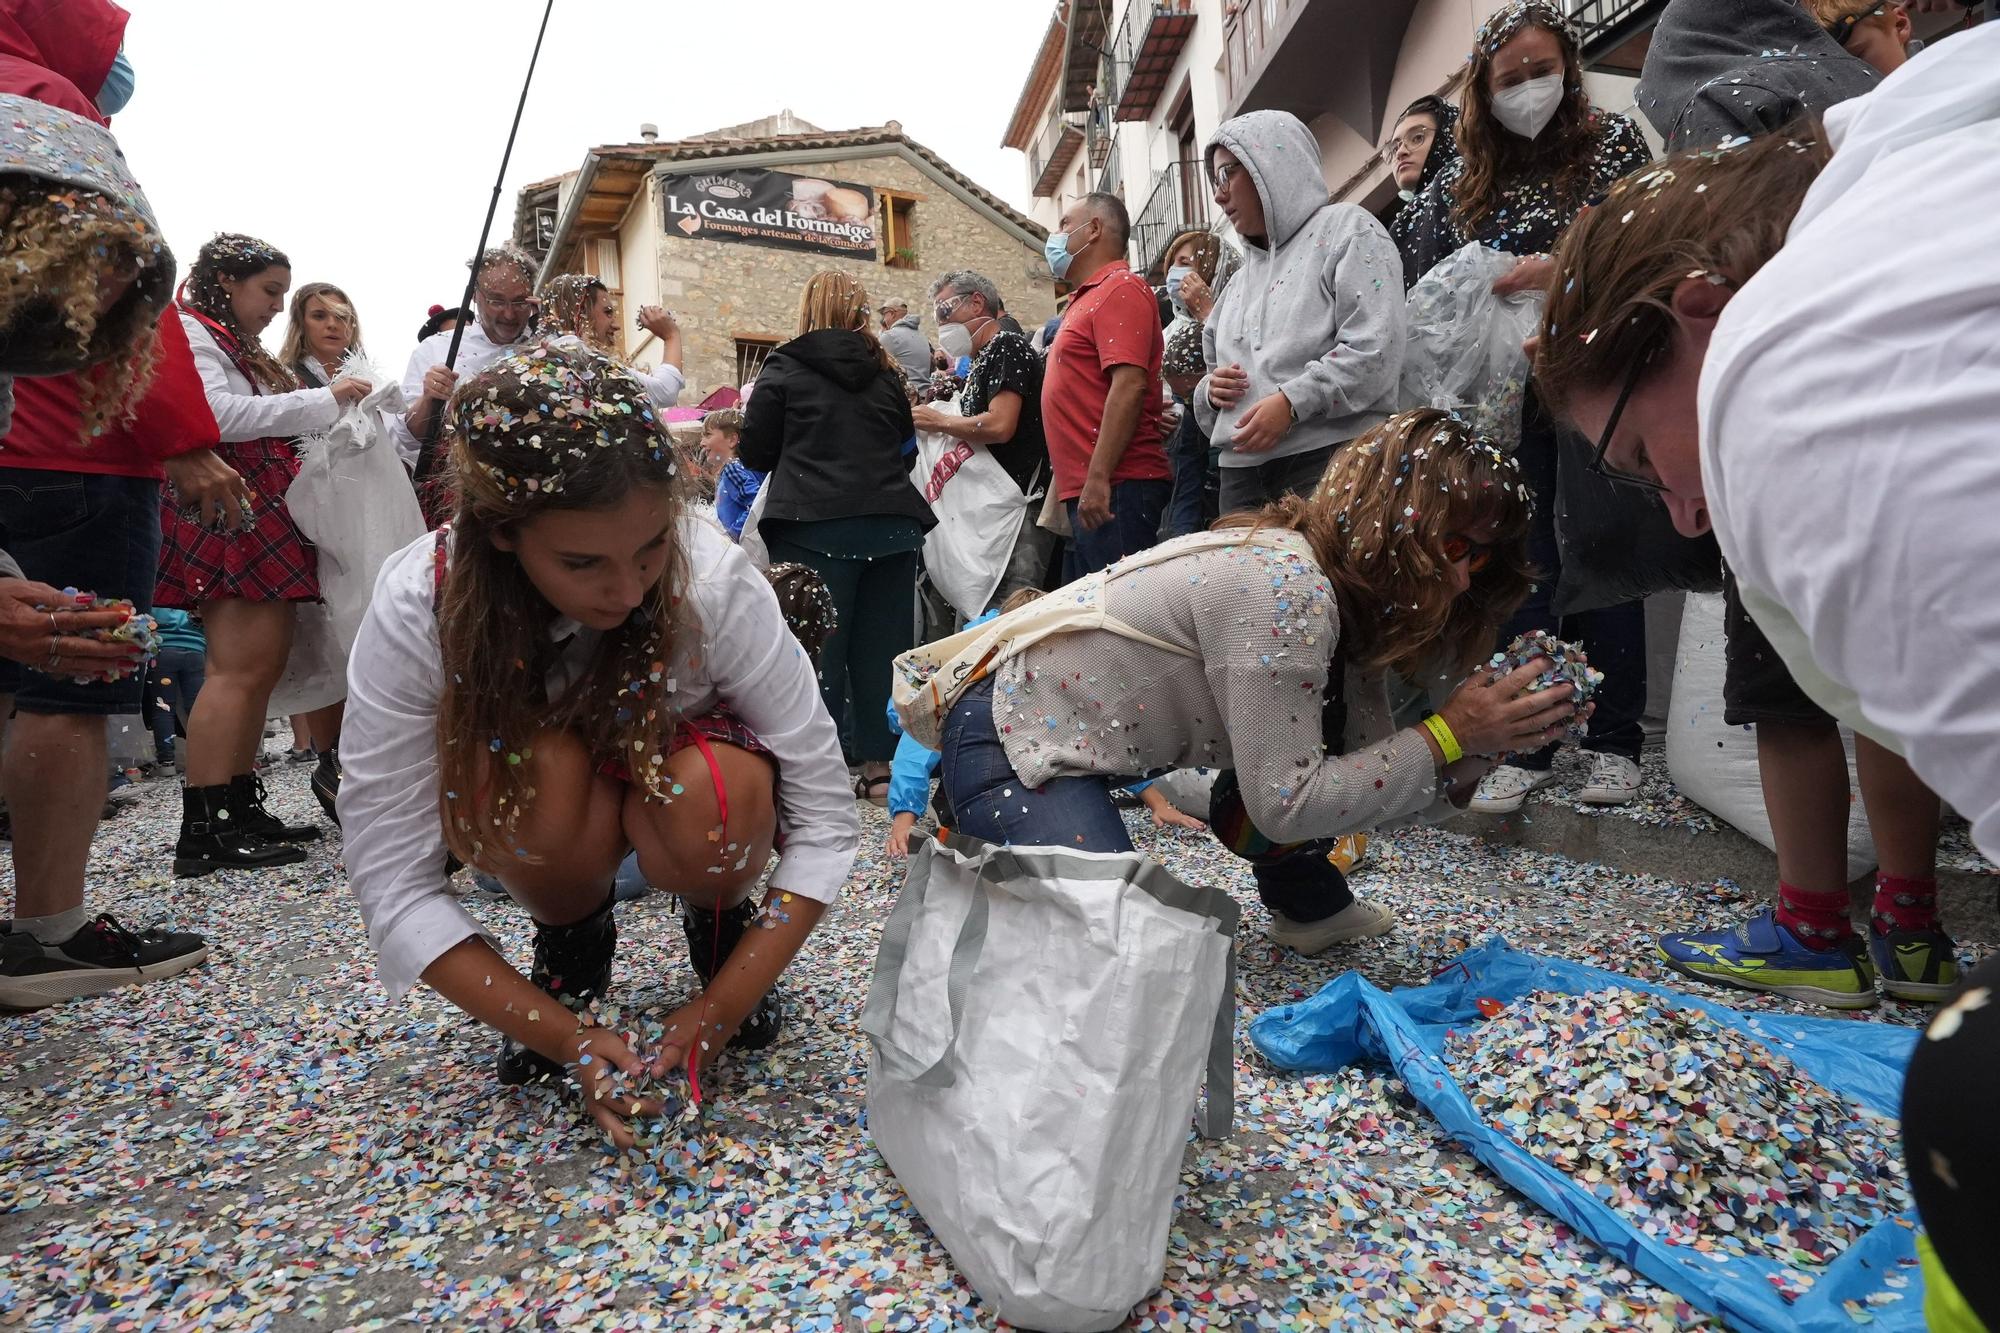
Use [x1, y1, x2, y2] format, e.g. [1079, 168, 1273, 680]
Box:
[1468, 764, 1555, 815]
[1265, 898, 1395, 955]
[1578, 752, 1643, 806]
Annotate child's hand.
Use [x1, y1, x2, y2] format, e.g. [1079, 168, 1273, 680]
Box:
[652, 992, 742, 1082]
[568, 1025, 677, 1150]
[1141, 786, 1207, 832]
[886, 811, 918, 859]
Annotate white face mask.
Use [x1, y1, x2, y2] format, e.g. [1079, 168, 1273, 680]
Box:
[937, 321, 973, 361]
[1490, 73, 1565, 140]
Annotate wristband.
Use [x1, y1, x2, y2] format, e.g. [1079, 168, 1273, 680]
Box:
[1422, 713, 1464, 765]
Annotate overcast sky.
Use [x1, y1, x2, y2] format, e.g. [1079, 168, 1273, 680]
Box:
[112, 0, 1048, 365]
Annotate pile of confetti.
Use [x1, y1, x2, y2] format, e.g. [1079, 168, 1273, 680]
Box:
[1448, 988, 1909, 1275]
[1492, 631, 1604, 743]
[0, 763, 1974, 1329]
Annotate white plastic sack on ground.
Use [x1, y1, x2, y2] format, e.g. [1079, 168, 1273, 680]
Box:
[1665, 591, 1876, 879]
[910, 398, 1029, 622]
[863, 834, 1239, 1332]
[271, 362, 426, 716]
[1401, 242, 1542, 451]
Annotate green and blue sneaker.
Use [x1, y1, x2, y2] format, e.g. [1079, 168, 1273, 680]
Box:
[1868, 925, 1959, 1003]
[1656, 908, 1876, 1010]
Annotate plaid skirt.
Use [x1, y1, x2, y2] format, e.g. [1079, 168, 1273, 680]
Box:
[155, 442, 319, 607]
[596, 707, 772, 786]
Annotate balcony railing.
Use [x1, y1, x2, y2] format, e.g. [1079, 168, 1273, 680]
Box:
[1567, 0, 1665, 69]
[1098, 135, 1123, 199]
[1029, 108, 1086, 198]
[1113, 0, 1198, 122]
[1087, 106, 1114, 170]
[1222, 0, 1306, 111]
[1129, 158, 1214, 276]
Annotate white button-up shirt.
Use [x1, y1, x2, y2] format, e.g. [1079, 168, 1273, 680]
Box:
[180, 312, 342, 443]
[338, 518, 859, 999]
[1700, 25, 2000, 859]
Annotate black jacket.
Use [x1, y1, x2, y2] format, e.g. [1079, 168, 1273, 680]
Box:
[738, 329, 933, 532]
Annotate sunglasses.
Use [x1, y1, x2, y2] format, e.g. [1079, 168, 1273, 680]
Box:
[1441, 533, 1494, 573]
[1826, 3, 1886, 46]
[1588, 345, 1669, 494]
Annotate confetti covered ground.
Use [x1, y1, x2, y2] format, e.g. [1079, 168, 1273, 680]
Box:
[1, 763, 1989, 1331]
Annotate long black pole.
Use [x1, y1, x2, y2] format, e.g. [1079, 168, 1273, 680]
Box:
[416, 0, 558, 487]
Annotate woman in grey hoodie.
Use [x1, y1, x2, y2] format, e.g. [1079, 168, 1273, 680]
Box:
[1193, 109, 1407, 517]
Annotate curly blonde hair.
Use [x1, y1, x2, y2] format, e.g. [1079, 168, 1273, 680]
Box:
[0, 184, 163, 438]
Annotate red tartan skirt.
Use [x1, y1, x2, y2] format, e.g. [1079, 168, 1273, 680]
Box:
[595, 707, 773, 786]
[155, 441, 320, 607]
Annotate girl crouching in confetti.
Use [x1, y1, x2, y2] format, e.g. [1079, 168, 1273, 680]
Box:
[340, 340, 858, 1147]
[935, 409, 1575, 954]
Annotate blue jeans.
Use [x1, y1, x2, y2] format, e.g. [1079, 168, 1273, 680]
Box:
[151, 646, 205, 754]
[1160, 408, 1211, 540]
[938, 679, 1133, 852]
[1063, 477, 1170, 580]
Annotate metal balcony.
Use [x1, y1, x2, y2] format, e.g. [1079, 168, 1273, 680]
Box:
[1113, 0, 1198, 123]
[1223, 0, 1418, 127]
[1030, 108, 1086, 198]
[1129, 158, 1214, 276]
[1568, 0, 1665, 73]
[1087, 107, 1113, 170]
[1059, 0, 1112, 113]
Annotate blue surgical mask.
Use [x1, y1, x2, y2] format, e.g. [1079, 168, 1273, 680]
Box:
[96, 50, 135, 117]
[1165, 264, 1193, 318]
[1044, 230, 1075, 281]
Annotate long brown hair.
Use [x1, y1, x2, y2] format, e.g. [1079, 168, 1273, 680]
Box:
[277, 281, 364, 374]
[1452, 4, 1600, 242]
[537, 273, 609, 348]
[1534, 132, 1830, 418]
[182, 232, 298, 394]
[796, 269, 897, 373]
[434, 339, 690, 865]
[1225, 409, 1535, 678]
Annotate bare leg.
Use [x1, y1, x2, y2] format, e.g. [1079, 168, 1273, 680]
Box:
[185, 601, 295, 785]
[623, 742, 777, 910]
[465, 728, 626, 924]
[1854, 734, 1941, 882]
[289, 716, 311, 751]
[1756, 719, 1853, 897]
[304, 701, 343, 754]
[4, 712, 104, 921]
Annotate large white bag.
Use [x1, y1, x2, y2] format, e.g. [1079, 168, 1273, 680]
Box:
[270, 368, 427, 716]
[1401, 241, 1542, 452]
[1665, 591, 1876, 878]
[863, 834, 1239, 1332]
[910, 398, 1030, 622]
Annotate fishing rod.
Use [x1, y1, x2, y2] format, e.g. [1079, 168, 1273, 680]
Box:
[415, 0, 558, 490]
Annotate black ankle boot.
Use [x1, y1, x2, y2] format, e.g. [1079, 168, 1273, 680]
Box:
[680, 898, 783, 1051]
[310, 748, 340, 824]
[227, 773, 322, 843]
[496, 892, 618, 1087]
[173, 783, 308, 878]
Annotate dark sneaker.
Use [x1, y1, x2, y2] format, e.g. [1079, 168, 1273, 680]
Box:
[285, 746, 316, 764]
[1658, 908, 1877, 1010]
[681, 898, 784, 1051]
[174, 783, 307, 878]
[227, 773, 322, 843]
[1869, 926, 1960, 1003]
[0, 915, 209, 1009]
[310, 749, 341, 825]
[497, 893, 618, 1087]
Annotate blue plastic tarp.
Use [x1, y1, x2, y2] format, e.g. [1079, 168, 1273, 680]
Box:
[1248, 937, 1922, 1333]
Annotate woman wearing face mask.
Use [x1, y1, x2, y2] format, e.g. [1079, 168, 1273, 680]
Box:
[1403, 0, 1656, 816]
[913, 269, 1052, 609]
[1157, 227, 1235, 538]
[158, 234, 374, 875]
[1386, 94, 1461, 290]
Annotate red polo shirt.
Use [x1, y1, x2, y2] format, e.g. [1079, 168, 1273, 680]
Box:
[1041, 261, 1169, 501]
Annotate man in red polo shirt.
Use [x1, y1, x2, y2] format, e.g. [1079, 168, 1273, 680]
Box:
[1040, 193, 1171, 576]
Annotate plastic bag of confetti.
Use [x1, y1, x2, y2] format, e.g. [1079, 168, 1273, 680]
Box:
[1251, 938, 1923, 1333]
[862, 833, 1240, 1331]
[1401, 242, 1542, 452]
[908, 398, 1031, 623]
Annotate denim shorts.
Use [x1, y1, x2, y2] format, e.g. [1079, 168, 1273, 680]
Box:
[0, 469, 161, 715]
[937, 678, 1134, 853]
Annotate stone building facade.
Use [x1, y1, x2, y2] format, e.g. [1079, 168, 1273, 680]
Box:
[516, 113, 1056, 400]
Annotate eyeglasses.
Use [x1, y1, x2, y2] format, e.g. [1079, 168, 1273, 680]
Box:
[1387, 128, 1435, 155]
[935, 293, 971, 322]
[1441, 533, 1494, 573]
[1588, 347, 1669, 493]
[1826, 3, 1886, 46]
[478, 289, 536, 313]
[1211, 161, 1243, 193]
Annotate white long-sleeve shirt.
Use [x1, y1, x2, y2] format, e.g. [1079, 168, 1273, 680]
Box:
[179, 311, 341, 444]
[1699, 25, 2000, 860]
[338, 518, 859, 999]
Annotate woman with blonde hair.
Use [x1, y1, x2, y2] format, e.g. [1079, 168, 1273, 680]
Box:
[535, 272, 686, 408]
[739, 269, 931, 803]
[928, 408, 1566, 952]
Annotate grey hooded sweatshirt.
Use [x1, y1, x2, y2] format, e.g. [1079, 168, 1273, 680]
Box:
[1636, 0, 1879, 152]
[1195, 110, 1406, 470]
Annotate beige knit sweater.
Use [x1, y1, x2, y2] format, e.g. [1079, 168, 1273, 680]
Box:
[993, 530, 1454, 843]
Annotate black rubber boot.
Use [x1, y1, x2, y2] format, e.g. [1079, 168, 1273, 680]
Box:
[496, 891, 618, 1087]
[173, 784, 308, 878]
[227, 773, 322, 843]
[310, 747, 340, 825]
[681, 897, 783, 1051]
